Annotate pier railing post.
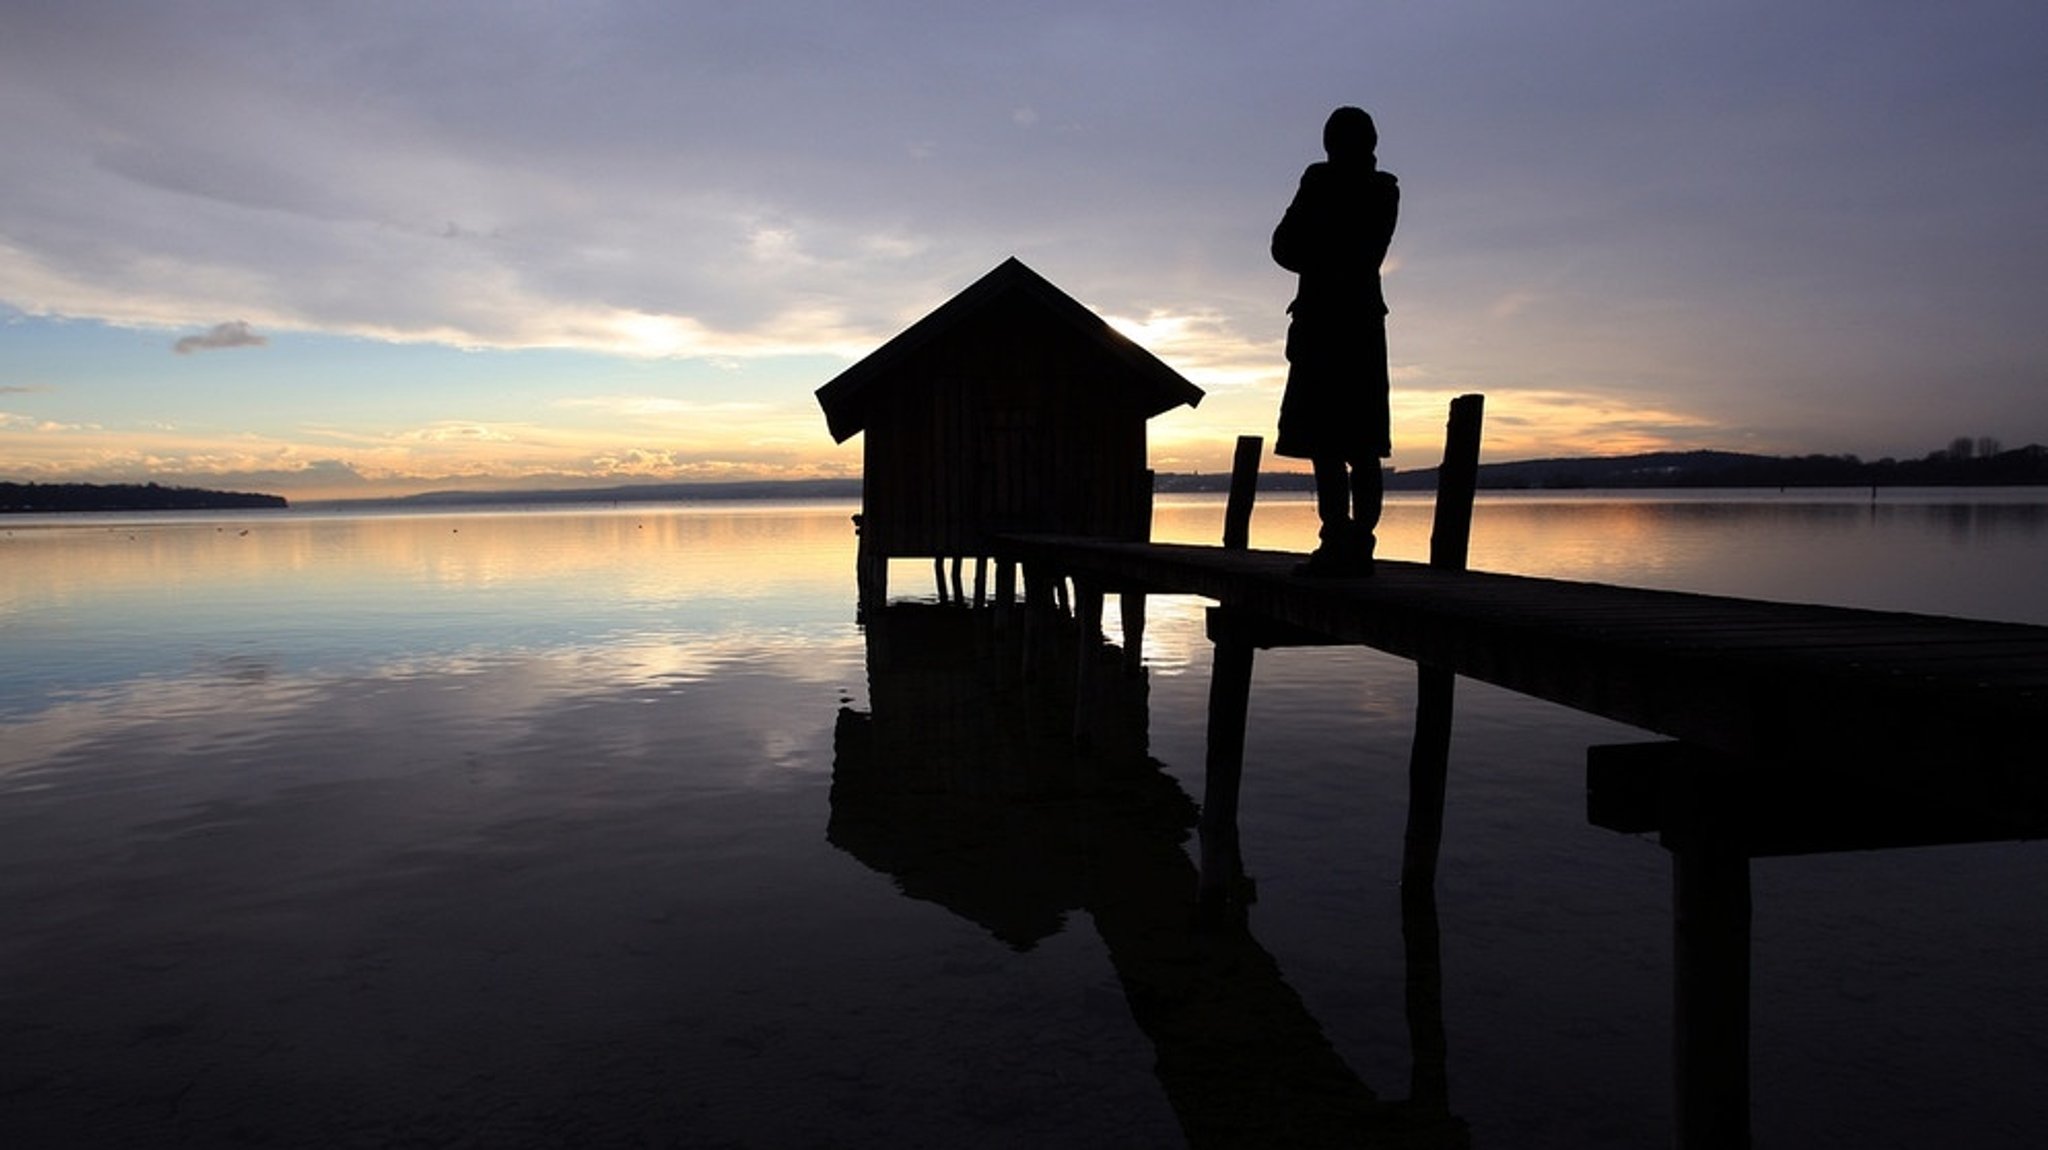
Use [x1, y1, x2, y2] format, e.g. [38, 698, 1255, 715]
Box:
[1200, 610, 1256, 904]
[1223, 435, 1263, 551]
[1402, 395, 1485, 1094]
[1406, 393, 1485, 893]
[1429, 394, 1484, 572]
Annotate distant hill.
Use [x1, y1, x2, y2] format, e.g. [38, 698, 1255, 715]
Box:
[69, 445, 2039, 514]
[1157, 445, 2048, 493]
[0, 481, 289, 513]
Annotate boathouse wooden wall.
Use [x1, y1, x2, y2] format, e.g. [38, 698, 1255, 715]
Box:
[858, 303, 1154, 559]
[818, 258, 1202, 581]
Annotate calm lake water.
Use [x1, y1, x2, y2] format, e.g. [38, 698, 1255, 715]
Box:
[3, 489, 2046, 1147]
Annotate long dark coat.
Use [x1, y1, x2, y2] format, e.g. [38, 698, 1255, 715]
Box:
[1271, 159, 1400, 462]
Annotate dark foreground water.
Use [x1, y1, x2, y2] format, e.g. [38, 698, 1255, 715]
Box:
[3, 491, 2046, 1147]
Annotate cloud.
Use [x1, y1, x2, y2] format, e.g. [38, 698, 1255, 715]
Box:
[556, 395, 771, 418]
[173, 320, 268, 355]
[3, 1, 2047, 477]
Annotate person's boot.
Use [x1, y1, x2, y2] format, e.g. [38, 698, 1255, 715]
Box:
[1293, 527, 1370, 577]
[1351, 525, 1377, 576]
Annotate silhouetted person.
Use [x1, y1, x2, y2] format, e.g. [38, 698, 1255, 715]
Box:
[1272, 106, 1400, 576]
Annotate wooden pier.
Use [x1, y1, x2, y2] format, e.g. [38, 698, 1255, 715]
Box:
[977, 400, 2046, 1149]
[990, 531, 2048, 824]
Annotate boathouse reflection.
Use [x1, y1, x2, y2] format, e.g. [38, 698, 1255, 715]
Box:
[829, 604, 1467, 1148]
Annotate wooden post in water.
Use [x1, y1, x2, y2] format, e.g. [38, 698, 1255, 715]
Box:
[1671, 821, 1752, 1150]
[1587, 741, 1755, 1149]
[1403, 394, 1483, 1114]
[1199, 445, 1264, 900]
[854, 515, 886, 616]
[1429, 394, 1485, 572]
[1073, 580, 1105, 742]
[1200, 612, 1255, 903]
[1405, 394, 1485, 892]
[1222, 435, 1263, 552]
[993, 559, 1017, 633]
[1119, 593, 1147, 676]
[1020, 567, 1055, 681]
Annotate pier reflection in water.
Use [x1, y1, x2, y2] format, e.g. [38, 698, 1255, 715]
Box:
[838, 593, 2048, 1149]
[1590, 739, 2048, 1149]
[830, 603, 1467, 1148]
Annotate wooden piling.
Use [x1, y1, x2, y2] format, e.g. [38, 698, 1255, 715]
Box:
[1406, 394, 1485, 895]
[1429, 394, 1484, 572]
[1073, 581, 1105, 741]
[1587, 741, 1754, 1149]
[1021, 568, 1055, 680]
[1199, 614, 1256, 904]
[993, 559, 1017, 632]
[1199, 438, 1262, 899]
[1119, 592, 1147, 675]
[1670, 815, 1753, 1150]
[1222, 435, 1263, 551]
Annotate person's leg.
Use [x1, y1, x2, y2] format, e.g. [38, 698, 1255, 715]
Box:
[1312, 455, 1351, 550]
[1298, 455, 1373, 576]
[1351, 460, 1384, 561]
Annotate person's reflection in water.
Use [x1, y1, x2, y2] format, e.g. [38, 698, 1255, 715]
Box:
[829, 604, 1465, 1147]
[1273, 106, 1401, 578]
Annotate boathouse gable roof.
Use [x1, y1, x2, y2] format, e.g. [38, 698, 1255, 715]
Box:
[814, 257, 1204, 444]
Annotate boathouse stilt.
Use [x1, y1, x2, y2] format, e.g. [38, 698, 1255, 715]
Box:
[1072, 581, 1105, 742]
[1119, 592, 1147, 676]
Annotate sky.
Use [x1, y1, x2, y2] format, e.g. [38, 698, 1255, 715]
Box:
[3, 1, 2045, 501]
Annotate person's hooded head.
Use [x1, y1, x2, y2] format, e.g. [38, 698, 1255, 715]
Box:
[1324, 106, 1378, 165]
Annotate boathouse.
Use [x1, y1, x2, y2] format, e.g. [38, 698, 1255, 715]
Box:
[816, 257, 1203, 606]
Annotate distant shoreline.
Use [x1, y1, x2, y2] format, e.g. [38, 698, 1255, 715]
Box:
[0, 482, 288, 514]
[308, 444, 2048, 508]
[12, 445, 2046, 513]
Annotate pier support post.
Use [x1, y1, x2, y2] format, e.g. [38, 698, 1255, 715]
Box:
[1119, 592, 1147, 676]
[1402, 667, 1455, 892]
[1587, 742, 1754, 1150]
[1671, 823, 1752, 1150]
[1405, 393, 1486, 891]
[1665, 762, 1753, 1150]
[1199, 610, 1257, 903]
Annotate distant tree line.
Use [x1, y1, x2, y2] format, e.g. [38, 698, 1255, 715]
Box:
[1155, 442, 2048, 493]
[0, 482, 289, 513]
